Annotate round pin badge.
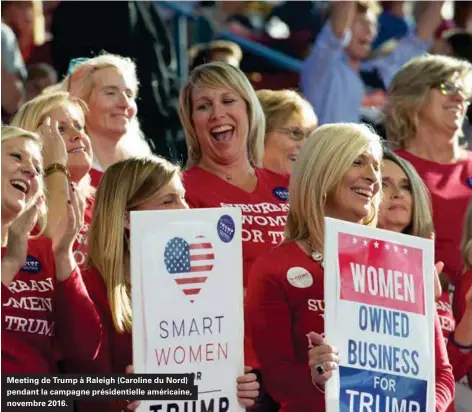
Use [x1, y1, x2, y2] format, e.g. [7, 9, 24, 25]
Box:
[21, 255, 41, 274]
[273, 186, 289, 201]
[286, 267, 313, 288]
[217, 215, 235, 243]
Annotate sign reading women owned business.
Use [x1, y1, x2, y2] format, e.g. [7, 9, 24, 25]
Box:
[324, 218, 435, 412]
[131, 208, 244, 412]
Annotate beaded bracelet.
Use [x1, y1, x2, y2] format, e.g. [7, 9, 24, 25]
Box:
[44, 163, 70, 180]
[450, 332, 472, 350]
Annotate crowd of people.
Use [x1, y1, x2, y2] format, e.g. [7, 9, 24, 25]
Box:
[2, 1, 472, 412]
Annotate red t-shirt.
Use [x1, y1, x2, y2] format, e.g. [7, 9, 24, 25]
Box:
[246, 241, 326, 411]
[73, 196, 94, 270]
[437, 290, 456, 344]
[1, 237, 101, 374]
[63, 266, 131, 412]
[436, 290, 470, 412]
[451, 270, 472, 388]
[247, 241, 455, 412]
[183, 166, 290, 366]
[183, 167, 290, 287]
[395, 149, 472, 285]
[89, 167, 104, 189]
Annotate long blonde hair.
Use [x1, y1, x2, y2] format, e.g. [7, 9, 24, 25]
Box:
[179, 62, 265, 168]
[1, 125, 47, 234]
[285, 123, 383, 251]
[87, 156, 180, 333]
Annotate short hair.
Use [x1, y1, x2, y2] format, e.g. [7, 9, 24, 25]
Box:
[57, 53, 139, 102]
[462, 200, 472, 270]
[1, 125, 47, 234]
[384, 54, 472, 147]
[256, 89, 318, 139]
[189, 41, 243, 71]
[54, 53, 150, 158]
[27, 63, 58, 84]
[381, 150, 434, 238]
[88, 156, 180, 333]
[285, 123, 383, 250]
[179, 62, 265, 168]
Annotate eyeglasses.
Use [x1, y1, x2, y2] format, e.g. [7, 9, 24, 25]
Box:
[275, 127, 311, 141]
[436, 82, 472, 101]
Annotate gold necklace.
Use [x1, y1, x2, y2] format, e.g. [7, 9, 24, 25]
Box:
[306, 238, 324, 268]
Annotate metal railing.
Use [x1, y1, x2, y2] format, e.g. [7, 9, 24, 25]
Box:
[157, 1, 302, 82]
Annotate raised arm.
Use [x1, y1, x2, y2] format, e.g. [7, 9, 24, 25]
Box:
[415, 1, 444, 43]
[53, 185, 102, 361]
[300, 2, 356, 110]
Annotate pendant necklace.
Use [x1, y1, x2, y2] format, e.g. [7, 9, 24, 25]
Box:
[306, 238, 324, 268]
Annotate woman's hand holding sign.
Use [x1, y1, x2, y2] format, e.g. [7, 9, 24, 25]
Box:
[307, 332, 340, 388]
[236, 366, 260, 407]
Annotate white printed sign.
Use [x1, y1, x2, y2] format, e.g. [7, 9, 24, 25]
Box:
[131, 208, 244, 412]
[324, 218, 435, 412]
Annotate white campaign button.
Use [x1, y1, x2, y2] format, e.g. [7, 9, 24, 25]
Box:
[286, 267, 313, 288]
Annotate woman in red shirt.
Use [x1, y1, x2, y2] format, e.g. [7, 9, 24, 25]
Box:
[1, 125, 101, 374]
[378, 150, 465, 411]
[179, 66, 289, 408]
[246, 124, 455, 411]
[384, 54, 472, 285]
[64, 155, 260, 412]
[11, 91, 95, 270]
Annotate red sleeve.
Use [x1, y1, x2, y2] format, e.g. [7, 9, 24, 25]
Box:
[55, 268, 102, 361]
[246, 260, 320, 411]
[450, 271, 472, 381]
[452, 271, 472, 321]
[434, 310, 455, 412]
[447, 340, 472, 381]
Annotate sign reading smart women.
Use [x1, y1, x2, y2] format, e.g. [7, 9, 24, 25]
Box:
[324, 218, 435, 412]
[131, 208, 244, 412]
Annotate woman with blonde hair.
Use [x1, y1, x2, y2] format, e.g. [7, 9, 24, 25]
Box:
[384, 54, 472, 286]
[179, 62, 290, 409]
[11, 91, 94, 269]
[257, 89, 318, 176]
[246, 123, 455, 411]
[55, 53, 151, 187]
[64, 155, 260, 412]
[1, 125, 101, 374]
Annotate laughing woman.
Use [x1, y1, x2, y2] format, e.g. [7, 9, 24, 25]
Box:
[179, 62, 290, 410]
[1, 126, 101, 374]
[246, 124, 455, 411]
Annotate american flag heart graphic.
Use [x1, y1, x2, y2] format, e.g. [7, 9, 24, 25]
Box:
[164, 235, 214, 303]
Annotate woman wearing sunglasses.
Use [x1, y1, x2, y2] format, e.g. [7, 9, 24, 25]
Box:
[384, 54, 472, 287]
